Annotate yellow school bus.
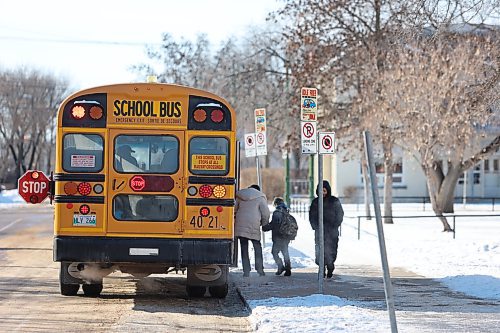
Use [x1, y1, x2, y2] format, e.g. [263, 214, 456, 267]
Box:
[52, 83, 237, 298]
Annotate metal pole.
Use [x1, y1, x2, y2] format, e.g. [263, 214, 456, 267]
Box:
[357, 216, 361, 240]
[453, 216, 456, 239]
[285, 151, 290, 207]
[363, 131, 398, 333]
[318, 153, 324, 293]
[256, 155, 262, 190]
[309, 154, 315, 204]
[256, 155, 265, 247]
[463, 171, 467, 208]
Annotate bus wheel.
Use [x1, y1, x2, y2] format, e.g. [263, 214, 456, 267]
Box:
[60, 283, 79, 296]
[208, 284, 228, 298]
[82, 283, 103, 297]
[186, 285, 206, 297]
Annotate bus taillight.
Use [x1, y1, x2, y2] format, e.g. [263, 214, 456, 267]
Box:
[199, 185, 212, 198]
[193, 109, 207, 122]
[64, 182, 78, 195]
[210, 109, 224, 123]
[77, 182, 92, 196]
[212, 185, 226, 198]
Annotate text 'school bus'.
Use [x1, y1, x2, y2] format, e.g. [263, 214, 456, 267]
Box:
[52, 83, 237, 298]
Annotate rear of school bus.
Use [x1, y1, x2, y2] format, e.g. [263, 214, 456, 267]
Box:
[53, 83, 236, 298]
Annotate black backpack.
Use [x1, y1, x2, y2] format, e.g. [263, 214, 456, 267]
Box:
[278, 210, 298, 240]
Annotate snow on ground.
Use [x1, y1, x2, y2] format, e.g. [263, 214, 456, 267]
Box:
[1, 189, 499, 331]
[243, 200, 499, 332]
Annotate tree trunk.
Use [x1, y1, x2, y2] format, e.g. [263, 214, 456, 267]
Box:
[383, 140, 393, 223]
[424, 166, 453, 232]
[361, 154, 372, 220]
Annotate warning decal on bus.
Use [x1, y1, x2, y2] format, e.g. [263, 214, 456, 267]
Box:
[71, 155, 96, 168]
[191, 155, 226, 170]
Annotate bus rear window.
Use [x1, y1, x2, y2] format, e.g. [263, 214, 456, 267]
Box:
[62, 134, 104, 173]
[114, 135, 179, 174]
[189, 137, 229, 176]
[113, 194, 178, 222]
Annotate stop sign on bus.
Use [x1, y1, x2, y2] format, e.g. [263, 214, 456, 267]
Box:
[18, 170, 50, 204]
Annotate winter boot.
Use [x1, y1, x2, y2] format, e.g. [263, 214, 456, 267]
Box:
[326, 264, 335, 278]
[284, 263, 291, 276]
[275, 265, 285, 276]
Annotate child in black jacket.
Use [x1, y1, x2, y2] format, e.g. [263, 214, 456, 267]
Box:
[263, 197, 292, 276]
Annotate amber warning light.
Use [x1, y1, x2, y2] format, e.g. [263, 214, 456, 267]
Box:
[71, 101, 104, 120]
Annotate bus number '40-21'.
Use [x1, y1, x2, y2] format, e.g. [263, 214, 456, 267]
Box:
[189, 216, 219, 229]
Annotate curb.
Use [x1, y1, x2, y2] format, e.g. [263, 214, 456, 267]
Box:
[234, 283, 252, 314]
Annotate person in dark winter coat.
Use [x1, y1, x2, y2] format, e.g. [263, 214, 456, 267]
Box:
[263, 197, 292, 276]
[235, 184, 270, 277]
[309, 180, 344, 278]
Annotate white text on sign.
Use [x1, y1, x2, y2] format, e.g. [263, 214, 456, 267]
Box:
[22, 181, 47, 194]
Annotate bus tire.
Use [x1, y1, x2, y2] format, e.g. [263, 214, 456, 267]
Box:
[60, 283, 79, 296]
[82, 283, 103, 297]
[186, 285, 206, 298]
[208, 284, 228, 298]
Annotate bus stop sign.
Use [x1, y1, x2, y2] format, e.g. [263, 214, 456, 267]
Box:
[18, 170, 50, 204]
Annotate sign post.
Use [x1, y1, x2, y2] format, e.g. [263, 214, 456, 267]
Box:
[18, 170, 50, 204]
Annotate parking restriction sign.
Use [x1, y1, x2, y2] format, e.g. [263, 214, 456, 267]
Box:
[319, 132, 336, 154]
[301, 121, 317, 154]
[244, 133, 257, 157]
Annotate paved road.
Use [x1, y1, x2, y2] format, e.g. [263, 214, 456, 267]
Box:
[1, 205, 499, 332]
[0, 205, 251, 332]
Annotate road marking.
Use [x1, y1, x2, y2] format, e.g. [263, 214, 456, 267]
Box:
[0, 218, 22, 232]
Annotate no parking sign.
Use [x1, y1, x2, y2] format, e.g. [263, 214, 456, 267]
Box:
[318, 132, 335, 154]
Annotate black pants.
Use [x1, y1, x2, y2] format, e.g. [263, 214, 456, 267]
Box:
[239, 237, 264, 274]
[315, 232, 339, 273]
[271, 237, 291, 269]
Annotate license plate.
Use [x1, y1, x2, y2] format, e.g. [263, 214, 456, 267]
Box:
[73, 214, 97, 226]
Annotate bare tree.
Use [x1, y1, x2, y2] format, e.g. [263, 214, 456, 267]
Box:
[273, 0, 497, 224]
[0, 68, 68, 184]
[380, 30, 499, 230]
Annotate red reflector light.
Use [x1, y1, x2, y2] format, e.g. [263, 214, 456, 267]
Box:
[79, 204, 90, 215]
[77, 182, 92, 196]
[200, 207, 210, 217]
[199, 185, 213, 198]
[193, 109, 207, 122]
[89, 106, 104, 120]
[71, 105, 86, 119]
[216, 206, 223, 213]
[211, 109, 224, 123]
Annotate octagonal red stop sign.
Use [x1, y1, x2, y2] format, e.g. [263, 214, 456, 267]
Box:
[130, 175, 146, 191]
[18, 170, 50, 204]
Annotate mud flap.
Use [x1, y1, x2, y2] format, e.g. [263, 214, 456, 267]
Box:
[60, 262, 84, 284]
[187, 264, 228, 287]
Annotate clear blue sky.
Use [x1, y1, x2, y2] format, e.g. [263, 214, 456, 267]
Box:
[0, 0, 280, 90]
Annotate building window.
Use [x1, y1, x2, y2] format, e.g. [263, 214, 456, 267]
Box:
[484, 160, 490, 173]
[494, 159, 499, 173]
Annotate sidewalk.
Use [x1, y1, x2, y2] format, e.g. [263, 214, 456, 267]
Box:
[232, 265, 500, 332]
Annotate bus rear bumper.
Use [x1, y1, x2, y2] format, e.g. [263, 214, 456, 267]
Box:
[53, 236, 233, 265]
